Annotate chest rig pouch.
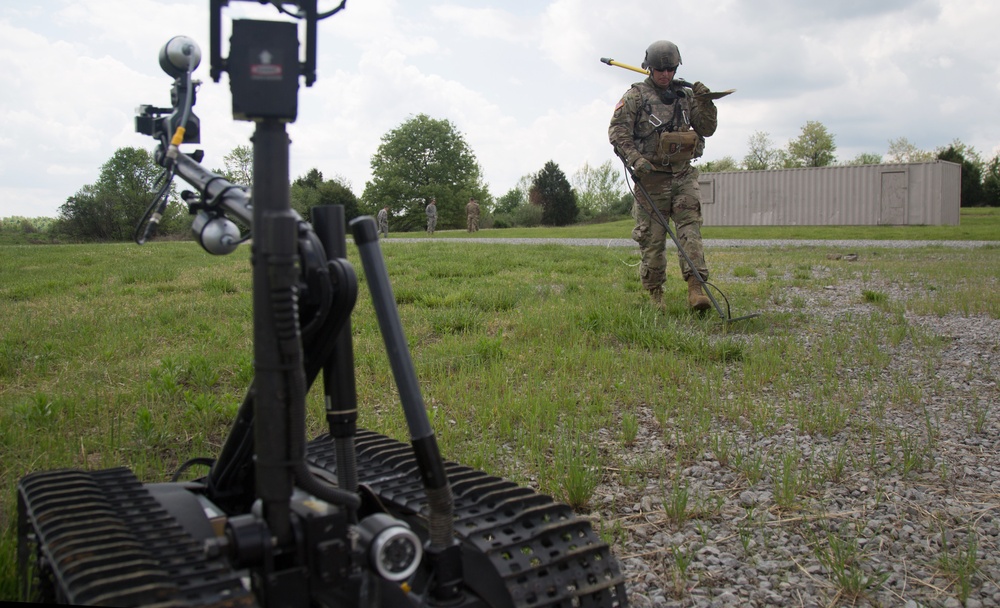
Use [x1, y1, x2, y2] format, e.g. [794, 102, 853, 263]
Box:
[657, 130, 700, 164]
[633, 81, 705, 168]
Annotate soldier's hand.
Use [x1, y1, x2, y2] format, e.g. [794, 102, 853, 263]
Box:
[692, 81, 711, 97]
[632, 158, 653, 179]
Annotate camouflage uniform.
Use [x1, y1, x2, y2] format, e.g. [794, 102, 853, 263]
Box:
[609, 77, 717, 292]
[426, 201, 437, 235]
[377, 207, 388, 238]
[466, 199, 480, 232]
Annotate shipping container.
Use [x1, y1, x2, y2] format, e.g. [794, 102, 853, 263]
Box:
[697, 160, 960, 226]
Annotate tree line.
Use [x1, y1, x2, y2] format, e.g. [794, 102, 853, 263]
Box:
[47, 114, 615, 241]
[355, 114, 602, 231]
[46, 146, 361, 242]
[26, 116, 1000, 242]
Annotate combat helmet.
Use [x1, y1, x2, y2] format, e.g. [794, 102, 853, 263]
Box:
[642, 40, 682, 71]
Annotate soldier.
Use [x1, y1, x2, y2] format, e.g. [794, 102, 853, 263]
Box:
[377, 205, 389, 238]
[608, 40, 716, 311]
[426, 198, 437, 235]
[466, 197, 480, 233]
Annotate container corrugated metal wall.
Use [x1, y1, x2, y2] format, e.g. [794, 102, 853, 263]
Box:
[697, 160, 960, 226]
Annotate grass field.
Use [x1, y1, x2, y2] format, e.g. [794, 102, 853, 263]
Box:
[1, 210, 998, 602]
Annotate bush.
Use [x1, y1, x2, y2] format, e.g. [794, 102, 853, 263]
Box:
[491, 213, 513, 229]
[512, 204, 543, 227]
[58, 147, 182, 241]
[490, 205, 544, 228]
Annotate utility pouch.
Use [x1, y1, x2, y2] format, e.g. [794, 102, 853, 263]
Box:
[654, 130, 700, 165]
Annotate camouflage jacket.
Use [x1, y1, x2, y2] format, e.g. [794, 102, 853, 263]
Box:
[608, 77, 717, 174]
[426, 203, 437, 219]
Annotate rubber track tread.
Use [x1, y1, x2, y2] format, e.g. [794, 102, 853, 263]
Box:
[18, 467, 255, 607]
[307, 430, 627, 607]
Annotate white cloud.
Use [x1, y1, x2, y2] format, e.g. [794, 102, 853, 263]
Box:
[45, 164, 88, 177]
[430, 6, 529, 45]
[2, 0, 1000, 219]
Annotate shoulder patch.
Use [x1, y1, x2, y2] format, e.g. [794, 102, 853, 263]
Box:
[614, 98, 625, 112]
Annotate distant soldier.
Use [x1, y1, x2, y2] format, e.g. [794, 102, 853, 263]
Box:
[609, 39, 716, 311]
[466, 197, 480, 233]
[377, 206, 389, 238]
[426, 198, 438, 235]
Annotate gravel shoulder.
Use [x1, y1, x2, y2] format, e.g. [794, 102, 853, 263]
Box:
[608, 287, 999, 608]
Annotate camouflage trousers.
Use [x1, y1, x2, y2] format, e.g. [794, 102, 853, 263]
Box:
[427, 217, 437, 234]
[467, 217, 479, 232]
[631, 168, 708, 291]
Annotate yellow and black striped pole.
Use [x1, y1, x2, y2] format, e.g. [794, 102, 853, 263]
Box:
[600, 57, 648, 75]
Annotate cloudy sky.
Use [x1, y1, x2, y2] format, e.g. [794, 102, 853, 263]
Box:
[2, 0, 999, 218]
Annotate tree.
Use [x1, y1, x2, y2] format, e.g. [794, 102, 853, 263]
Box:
[294, 167, 325, 190]
[700, 156, 740, 172]
[571, 160, 627, 219]
[937, 144, 985, 207]
[936, 139, 984, 169]
[494, 174, 533, 214]
[56, 146, 184, 241]
[885, 137, 934, 164]
[982, 155, 1000, 207]
[531, 161, 578, 226]
[846, 152, 883, 165]
[786, 121, 837, 167]
[362, 114, 488, 231]
[216, 145, 253, 186]
[290, 168, 359, 219]
[494, 188, 524, 215]
[0, 216, 55, 234]
[743, 131, 780, 170]
[492, 174, 535, 228]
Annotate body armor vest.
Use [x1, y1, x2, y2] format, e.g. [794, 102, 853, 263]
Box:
[631, 81, 704, 169]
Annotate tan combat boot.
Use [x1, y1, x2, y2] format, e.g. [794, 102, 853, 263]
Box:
[686, 276, 711, 311]
[649, 286, 665, 311]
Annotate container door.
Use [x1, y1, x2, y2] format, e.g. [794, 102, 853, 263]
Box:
[879, 171, 907, 225]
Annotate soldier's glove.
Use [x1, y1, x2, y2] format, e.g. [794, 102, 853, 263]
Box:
[692, 81, 717, 111]
[692, 81, 711, 97]
[632, 158, 653, 179]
